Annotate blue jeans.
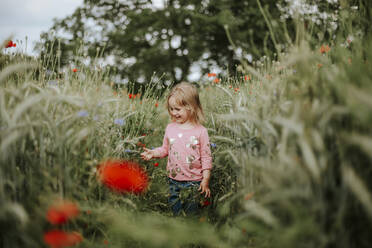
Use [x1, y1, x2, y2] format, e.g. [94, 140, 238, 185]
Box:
[168, 178, 201, 216]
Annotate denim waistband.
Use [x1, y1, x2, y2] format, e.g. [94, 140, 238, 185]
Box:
[168, 178, 201, 185]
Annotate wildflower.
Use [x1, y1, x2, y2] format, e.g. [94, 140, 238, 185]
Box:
[46, 200, 79, 225]
[319, 44, 330, 54]
[346, 35, 354, 44]
[202, 200, 211, 207]
[317, 63, 323, 68]
[207, 73, 216, 77]
[77, 110, 89, 118]
[244, 192, 255, 201]
[210, 143, 217, 148]
[98, 159, 149, 194]
[244, 75, 251, 81]
[154, 162, 159, 167]
[104, 240, 109, 245]
[124, 149, 132, 153]
[137, 141, 146, 148]
[128, 93, 133, 99]
[155, 102, 159, 107]
[44, 230, 83, 248]
[229, 85, 232, 89]
[72, 68, 78, 72]
[213, 78, 220, 83]
[114, 118, 125, 126]
[48, 80, 58, 86]
[234, 88, 239, 92]
[5, 40, 16, 48]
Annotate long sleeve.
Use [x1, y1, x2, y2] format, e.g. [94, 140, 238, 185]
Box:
[153, 127, 169, 158]
[199, 128, 212, 171]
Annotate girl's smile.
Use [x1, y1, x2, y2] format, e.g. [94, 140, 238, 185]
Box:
[168, 96, 190, 125]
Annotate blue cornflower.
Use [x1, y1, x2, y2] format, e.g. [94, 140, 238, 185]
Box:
[211, 143, 217, 148]
[48, 80, 58, 86]
[124, 149, 132, 153]
[77, 110, 89, 117]
[114, 118, 125, 126]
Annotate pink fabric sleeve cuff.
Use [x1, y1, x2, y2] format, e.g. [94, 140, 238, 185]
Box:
[153, 147, 168, 158]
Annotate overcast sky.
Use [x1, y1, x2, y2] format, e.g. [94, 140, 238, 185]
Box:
[0, 0, 167, 56]
[0, 0, 84, 55]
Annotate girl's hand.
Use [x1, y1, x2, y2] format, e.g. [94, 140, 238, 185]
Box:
[140, 148, 155, 160]
[198, 179, 211, 198]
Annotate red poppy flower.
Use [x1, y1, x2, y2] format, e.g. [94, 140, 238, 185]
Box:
[137, 141, 146, 148]
[213, 78, 220, 83]
[154, 162, 159, 167]
[128, 93, 133, 99]
[46, 200, 79, 225]
[202, 200, 211, 207]
[72, 68, 78, 72]
[44, 230, 83, 248]
[155, 102, 159, 107]
[319, 44, 330, 54]
[244, 192, 255, 201]
[207, 73, 216, 77]
[98, 160, 148, 194]
[5, 40, 16, 48]
[244, 75, 251, 81]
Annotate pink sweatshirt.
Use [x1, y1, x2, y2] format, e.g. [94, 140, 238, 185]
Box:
[153, 122, 212, 181]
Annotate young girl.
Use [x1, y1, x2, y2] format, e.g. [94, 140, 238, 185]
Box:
[141, 82, 212, 216]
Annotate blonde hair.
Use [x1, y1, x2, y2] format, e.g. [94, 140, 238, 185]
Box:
[166, 82, 205, 124]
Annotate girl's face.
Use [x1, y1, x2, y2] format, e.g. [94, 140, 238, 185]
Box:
[168, 96, 190, 124]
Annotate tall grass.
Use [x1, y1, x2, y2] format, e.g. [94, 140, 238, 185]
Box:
[1, 2, 372, 248]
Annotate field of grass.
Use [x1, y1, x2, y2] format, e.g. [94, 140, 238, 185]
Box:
[1, 5, 372, 248]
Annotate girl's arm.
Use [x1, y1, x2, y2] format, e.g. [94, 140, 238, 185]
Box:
[199, 169, 211, 198]
[141, 126, 169, 160]
[152, 130, 169, 158]
[198, 127, 213, 197]
[199, 128, 212, 171]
